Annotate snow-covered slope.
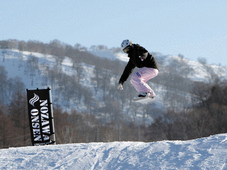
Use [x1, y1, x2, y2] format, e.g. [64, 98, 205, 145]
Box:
[163, 55, 227, 82]
[2, 49, 227, 89]
[1, 133, 227, 169]
[0, 49, 97, 111]
[89, 49, 227, 82]
[1, 48, 227, 119]
[2, 48, 227, 87]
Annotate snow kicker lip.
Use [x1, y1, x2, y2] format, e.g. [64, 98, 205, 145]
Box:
[29, 93, 39, 107]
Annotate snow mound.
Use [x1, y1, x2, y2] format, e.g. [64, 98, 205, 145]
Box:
[1, 133, 227, 169]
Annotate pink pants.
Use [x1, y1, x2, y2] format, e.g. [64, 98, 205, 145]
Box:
[130, 67, 159, 97]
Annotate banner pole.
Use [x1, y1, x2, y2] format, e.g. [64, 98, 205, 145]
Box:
[26, 89, 35, 146]
[48, 87, 56, 144]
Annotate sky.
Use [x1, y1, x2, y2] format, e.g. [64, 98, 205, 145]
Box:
[1, 0, 227, 65]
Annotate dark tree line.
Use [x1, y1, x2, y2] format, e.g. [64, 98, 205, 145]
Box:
[0, 91, 147, 148]
[144, 78, 227, 141]
[1, 77, 227, 148]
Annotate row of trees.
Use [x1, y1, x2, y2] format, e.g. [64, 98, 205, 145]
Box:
[146, 78, 227, 141]
[0, 90, 146, 148]
[1, 77, 227, 148]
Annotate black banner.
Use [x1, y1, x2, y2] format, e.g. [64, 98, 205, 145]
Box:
[26, 88, 55, 146]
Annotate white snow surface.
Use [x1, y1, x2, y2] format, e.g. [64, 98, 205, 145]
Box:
[1, 133, 227, 170]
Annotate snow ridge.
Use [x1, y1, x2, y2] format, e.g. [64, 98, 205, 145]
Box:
[1, 133, 227, 169]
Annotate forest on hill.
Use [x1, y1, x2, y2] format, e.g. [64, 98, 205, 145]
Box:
[0, 39, 227, 148]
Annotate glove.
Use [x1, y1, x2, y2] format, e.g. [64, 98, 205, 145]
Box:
[139, 52, 148, 61]
[118, 83, 123, 90]
[139, 56, 144, 61]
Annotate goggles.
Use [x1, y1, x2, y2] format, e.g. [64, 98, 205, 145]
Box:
[123, 46, 130, 53]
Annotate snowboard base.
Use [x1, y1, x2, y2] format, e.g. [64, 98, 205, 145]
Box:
[133, 96, 154, 103]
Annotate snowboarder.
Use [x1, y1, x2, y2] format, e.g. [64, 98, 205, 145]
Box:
[118, 39, 159, 100]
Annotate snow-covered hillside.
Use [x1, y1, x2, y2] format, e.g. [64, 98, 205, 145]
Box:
[1, 133, 227, 169]
[0, 49, 98, 112]
[89, 49, 227, 82]
[2, 48, 227, 87]
[1, 48, 227, 122]
[2, 48, 227, 89]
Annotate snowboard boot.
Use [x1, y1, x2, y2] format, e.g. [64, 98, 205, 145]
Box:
[138, 92, 155, 99]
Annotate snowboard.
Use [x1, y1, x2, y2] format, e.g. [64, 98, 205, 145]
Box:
[133, 96, 154, 103]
